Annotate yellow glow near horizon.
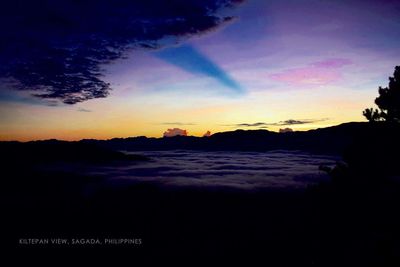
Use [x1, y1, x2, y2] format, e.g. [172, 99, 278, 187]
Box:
[0, 84, 371, 141]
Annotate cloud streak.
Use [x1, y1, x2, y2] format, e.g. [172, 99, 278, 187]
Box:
[77, 108, 92, 113]
[226, 118, 329, 128]
[155, 45, 243, 93]
[270, 58, 352, 86]
[232, 122, 268, 127]
[276, 119, 328, 125]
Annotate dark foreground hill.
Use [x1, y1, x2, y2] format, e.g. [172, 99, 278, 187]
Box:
[0, 140, 149, 169]
[2, 121, 400, 265]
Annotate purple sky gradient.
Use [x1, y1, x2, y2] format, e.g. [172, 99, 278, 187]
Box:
[1, 0, 400, 140]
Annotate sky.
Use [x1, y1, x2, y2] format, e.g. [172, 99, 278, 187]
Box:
[1, 0, 400, 141]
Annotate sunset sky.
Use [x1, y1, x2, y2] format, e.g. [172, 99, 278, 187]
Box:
[1, 0, 400, 141]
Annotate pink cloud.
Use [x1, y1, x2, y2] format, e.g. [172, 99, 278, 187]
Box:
[270, 67, 340, 85]
[311, 58, 352, 68]
[270, 58, 352, 86]
[163, 128, 188, 137]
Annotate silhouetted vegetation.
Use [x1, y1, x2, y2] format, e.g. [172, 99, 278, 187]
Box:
[325, 67, 400, 186]
[324, 66, 400, 186]
[310, 66, 400, 266]
[321, 122, 400, 182]
[363, 66, 400, 122]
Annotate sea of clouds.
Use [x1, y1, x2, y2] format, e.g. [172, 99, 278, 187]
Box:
[85, 150, 339, 191]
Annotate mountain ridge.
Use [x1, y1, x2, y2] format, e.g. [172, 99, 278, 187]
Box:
[2, 122, 398, 156]
[81, 121, 388, 155]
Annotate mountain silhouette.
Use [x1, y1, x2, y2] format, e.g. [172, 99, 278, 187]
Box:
[77, 122, 381, 155]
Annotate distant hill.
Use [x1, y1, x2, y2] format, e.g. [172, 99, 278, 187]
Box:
[79, 122, 393, 155]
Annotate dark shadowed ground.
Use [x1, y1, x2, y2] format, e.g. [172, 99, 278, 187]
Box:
[2, 122, 400, 265]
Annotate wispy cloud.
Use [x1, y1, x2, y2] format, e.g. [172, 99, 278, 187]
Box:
[270, 58, 352, 86]
[155, 45, 243, 93]
[311, 58, 352, 68]
[276, 119, 327, 125]
[77, 108, 92, 112]
[233, 122, 268, 127]
[225, 118, 329, 128]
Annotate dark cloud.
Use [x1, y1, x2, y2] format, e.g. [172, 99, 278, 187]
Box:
[226, 118, 328, 128]
[279, 119, 312, 125]
[230, 122, 268, 127]
[0, 0, 244, 104]
[276, 119, 328, 126]
[77, 108, 92, 112]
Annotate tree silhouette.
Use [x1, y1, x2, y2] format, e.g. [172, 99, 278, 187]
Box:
[363, 66, 400, 122]
[362, 108, 383, 122]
